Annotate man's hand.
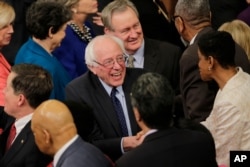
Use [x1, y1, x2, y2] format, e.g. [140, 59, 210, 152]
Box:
[122, 131, 145, 152]
[92, 12, 104, 26]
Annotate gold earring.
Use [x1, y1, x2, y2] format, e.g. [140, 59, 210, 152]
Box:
[208, 67, 211, 71]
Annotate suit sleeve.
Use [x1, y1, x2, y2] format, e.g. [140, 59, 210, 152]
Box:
[180, 46, 217, 122]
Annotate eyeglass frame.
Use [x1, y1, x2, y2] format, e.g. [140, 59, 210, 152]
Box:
[93, 54, 128, 69]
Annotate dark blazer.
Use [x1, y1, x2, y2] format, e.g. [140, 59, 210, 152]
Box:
[115, 128, 218, 167]
[65, 68, 146, 161]
[180, 26, 250, 122]
[0, 117, 51, 167]
[144, 38, 182, 92]
[57, 136, 112, 167]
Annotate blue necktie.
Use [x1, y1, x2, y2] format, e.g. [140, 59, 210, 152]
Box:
[111, 88, 128, 136]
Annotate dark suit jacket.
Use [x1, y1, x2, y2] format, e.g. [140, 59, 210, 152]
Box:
[57, 136, 112, 167]
[180, 26, 250, 122]
[144, 38, 182, 92]
[65, 68, 146, 161]
[115, 128, 218, 167]
[0, 117, 51, 167]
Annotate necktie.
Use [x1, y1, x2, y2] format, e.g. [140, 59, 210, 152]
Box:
[6, 123, 16, 151]
[127, 55, 134, 68]
[47, 161, 53, 167]
[110, 88, 128, 136]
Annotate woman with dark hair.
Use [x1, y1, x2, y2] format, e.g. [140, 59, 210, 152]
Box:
[198, 31, 250, 166]
[14, 0, 72, 100]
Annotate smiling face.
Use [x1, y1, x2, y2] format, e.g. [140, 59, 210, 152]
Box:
[89, 37, 126, 87]
[105, 7, 143, 55]
[198, 48, 213, 81]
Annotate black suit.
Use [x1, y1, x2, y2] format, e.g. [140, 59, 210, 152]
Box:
[143, 38, 182, 92]
[0, 115, 51, 167]
[180, 26, 250, 122]
[65, 68, 146, 161]
[115, 128, 218, 167]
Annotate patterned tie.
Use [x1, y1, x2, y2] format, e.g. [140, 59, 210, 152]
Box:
[110, 88, 128, 136]
[127, 55, 134, 68]
[6, 123, 16, 151]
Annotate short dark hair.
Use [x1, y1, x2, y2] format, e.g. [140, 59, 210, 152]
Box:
[198, 31, 236, 69]
[130, 72, 174, 129]
[11, 64, 53, 108]
[26, 1, 71, 39]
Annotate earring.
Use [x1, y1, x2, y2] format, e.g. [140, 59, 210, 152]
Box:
[208, 67, 211, 71]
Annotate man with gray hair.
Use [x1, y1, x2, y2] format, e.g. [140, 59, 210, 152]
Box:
[101, 0, 182, 93]
[65, 34, 146, 161]
[173, 0, 250, 122]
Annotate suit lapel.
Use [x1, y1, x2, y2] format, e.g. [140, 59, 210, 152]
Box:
[123, 69, 140, 134]
[90, 73, 122, 136]
[3, 122, 31, 165]
[143, 38, 160, 72]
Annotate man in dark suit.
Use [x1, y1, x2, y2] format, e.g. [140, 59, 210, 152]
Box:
[65, 35, 145, 161]
[101, 0, 182, 92]
[173, 0, 250, 122]
[31, 99, 112, 167]
[115, 72, 218, 167]
[0, 64, 52, 167]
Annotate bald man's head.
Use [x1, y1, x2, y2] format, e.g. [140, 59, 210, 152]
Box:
[31, 99, 77, 156]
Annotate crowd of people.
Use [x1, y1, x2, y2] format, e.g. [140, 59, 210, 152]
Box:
[1, 0, 250, 167]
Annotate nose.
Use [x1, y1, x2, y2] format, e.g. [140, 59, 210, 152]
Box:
[8, 24, 14, 33]
[128, 28, 139, 38]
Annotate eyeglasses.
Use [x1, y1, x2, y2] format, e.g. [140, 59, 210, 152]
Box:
[93, 54, 127, 69]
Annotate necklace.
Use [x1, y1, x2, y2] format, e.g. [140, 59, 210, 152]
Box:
[68, 22, 93, 43]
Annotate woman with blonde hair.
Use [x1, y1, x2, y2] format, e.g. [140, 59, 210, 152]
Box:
[218, 19, 250, 61]
[0, 1, 15, 115]
[52, 0, 98, 80]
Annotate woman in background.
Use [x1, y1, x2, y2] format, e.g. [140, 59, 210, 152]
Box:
[0, 1, 14, 116]
[53, 0, 98, 80]
[198, 31, 250, 166]
[14, 1, 72, 101]
[218, 19, 250, 62]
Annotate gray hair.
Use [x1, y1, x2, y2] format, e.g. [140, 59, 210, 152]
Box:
[175, 0, 210, 26]
[85, 35, 126, 66]
[101, 0, 139, 31]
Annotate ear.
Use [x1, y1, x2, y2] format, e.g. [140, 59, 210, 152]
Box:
[104, 27, 112, 34]
[71, 8, 77, 14]
[17, 94, 26, 107]
[177, 17, 185, 33]
[43, 129, 51, 144]
[48, 27, 54, 38]
[208, 56, 214, 69]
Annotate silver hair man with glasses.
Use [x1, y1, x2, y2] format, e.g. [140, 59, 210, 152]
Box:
[65, 35, 146, 161]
